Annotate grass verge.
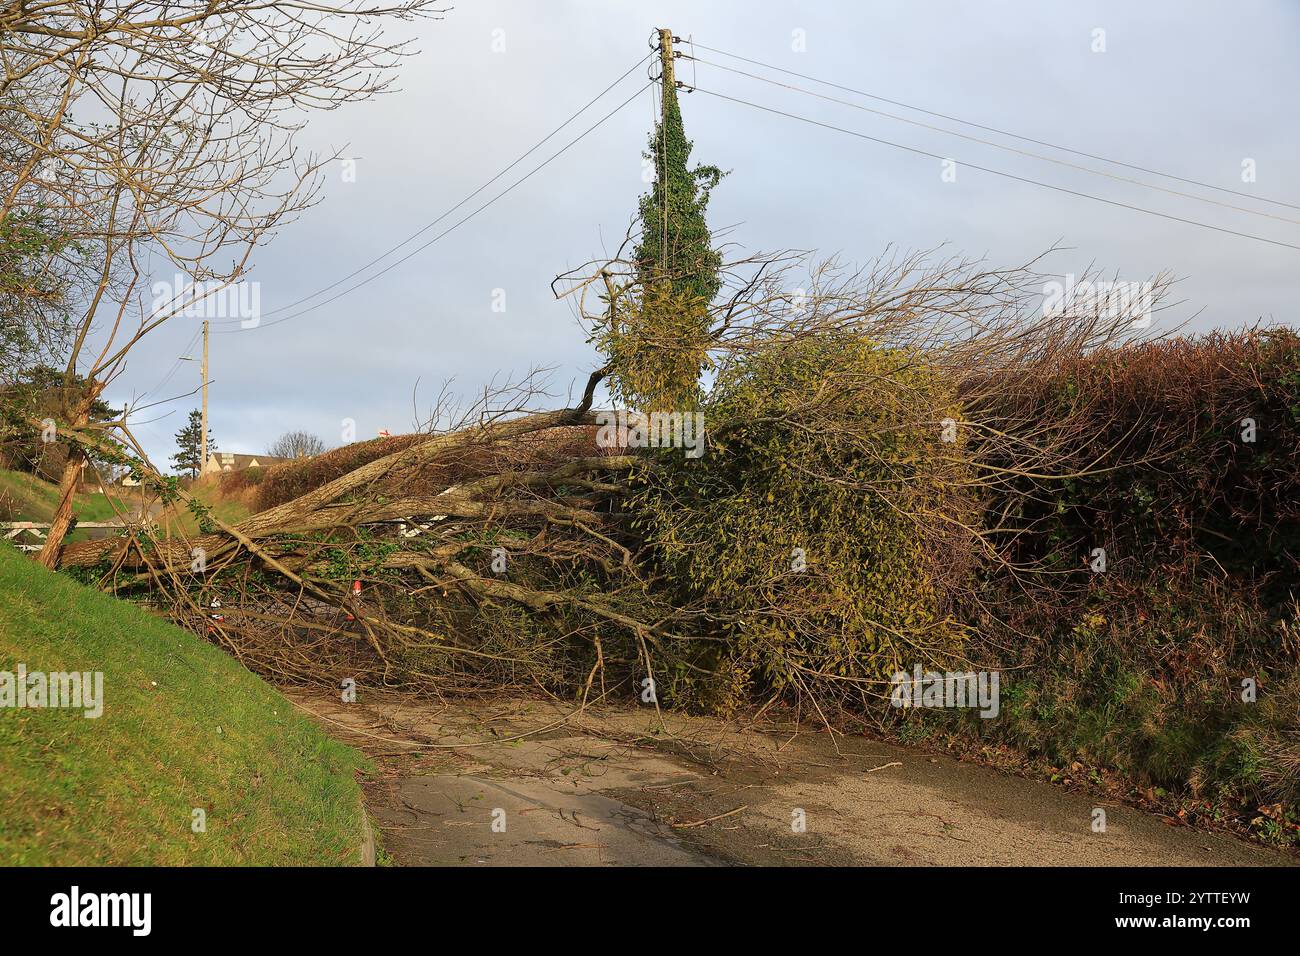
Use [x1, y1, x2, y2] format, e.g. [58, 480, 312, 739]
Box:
[0, 543, 368, 865]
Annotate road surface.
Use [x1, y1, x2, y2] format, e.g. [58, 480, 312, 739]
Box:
[286, 691, 1294, 867]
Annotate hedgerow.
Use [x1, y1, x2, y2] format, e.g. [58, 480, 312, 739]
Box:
[893, 330, 1300, 837]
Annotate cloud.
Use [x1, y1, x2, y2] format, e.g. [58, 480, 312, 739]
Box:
[101, 0, 1300, 464]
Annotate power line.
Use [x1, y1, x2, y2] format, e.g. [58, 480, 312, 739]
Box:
[142, 327, 201, 399]
[209, 51, 654, 327]
[689, 39, 1300, 213]
[689, 84, 1300, 253]
[684, 54, 1300, 228]
[215, 80, 654, 334]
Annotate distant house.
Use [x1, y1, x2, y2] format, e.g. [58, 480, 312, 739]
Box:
[203, 451, 290, 475]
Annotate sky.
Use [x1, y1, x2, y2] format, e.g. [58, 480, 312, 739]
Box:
[100, 0, 1300, 468]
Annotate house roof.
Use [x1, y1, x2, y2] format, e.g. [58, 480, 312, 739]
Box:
[203, 451, 291, 473]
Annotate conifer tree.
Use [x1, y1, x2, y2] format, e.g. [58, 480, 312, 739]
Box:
[171, 409, 214, 478]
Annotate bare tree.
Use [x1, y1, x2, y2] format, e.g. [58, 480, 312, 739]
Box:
[268, 430, 326, 459]
[0, 0, 447, 566]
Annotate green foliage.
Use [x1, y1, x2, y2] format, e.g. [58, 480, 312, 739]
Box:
[0, 210, 72, 294]
[603, 71, 724, 411]
[633, 80, 724, 306]
[318, 529, 398, 582]
[632, 332, 971, 711]
[186, 497, 216, 534]
[171, 408, 214, 479]
[886, 572, 1299, 843]
[0, 365, 118, 481]
[0, 210, 78, 379]
[595, 280, 713, 413]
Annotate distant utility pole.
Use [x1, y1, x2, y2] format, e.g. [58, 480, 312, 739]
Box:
[200, 319, 209, 475]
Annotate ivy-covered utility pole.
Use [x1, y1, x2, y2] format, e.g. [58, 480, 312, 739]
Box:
[656, 28, 674, 276]
[598, 27, 724, 412]
[635, 28, 722, 304]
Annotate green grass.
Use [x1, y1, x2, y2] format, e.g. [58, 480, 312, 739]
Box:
[0, 468, 61, 517]
[0, 469, 138, 544]
[0, 543, 369, 865]
[0, 468, 251, 542]
[175, 477, 251, 536]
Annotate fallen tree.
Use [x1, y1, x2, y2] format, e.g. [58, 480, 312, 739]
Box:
[27, 248, 1300, 834]
[48, 248, 1183, 710]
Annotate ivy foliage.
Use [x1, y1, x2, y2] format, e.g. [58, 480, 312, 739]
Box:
[600, 66, 724, 412]
[633, 77, 724, 307]
[631, 332, 973, 710]
[596, 280, 712, 414]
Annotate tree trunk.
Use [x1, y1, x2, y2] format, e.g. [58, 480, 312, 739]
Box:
[36, 381, 104, 569]
[35, 450, 84, 569]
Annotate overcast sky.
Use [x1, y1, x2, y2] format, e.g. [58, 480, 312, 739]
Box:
[102, 0, 1300, 467]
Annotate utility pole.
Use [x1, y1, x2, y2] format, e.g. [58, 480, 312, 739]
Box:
[200, 319, 209, 476]
[658, 27, 674, 271]
[658, 28, 675, 99]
